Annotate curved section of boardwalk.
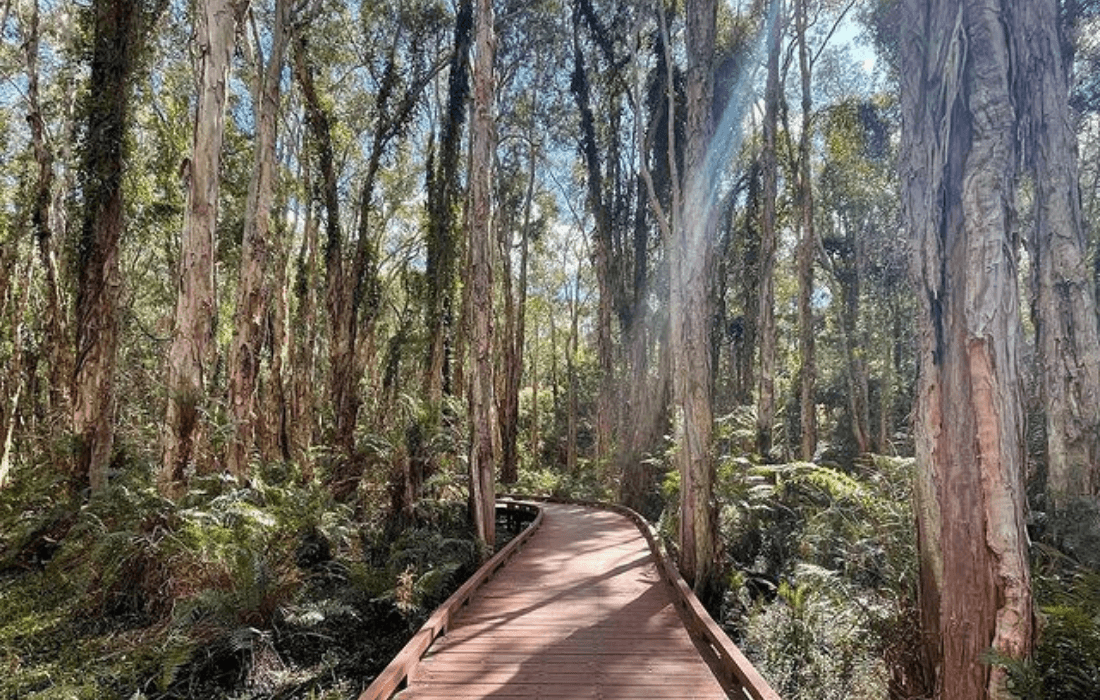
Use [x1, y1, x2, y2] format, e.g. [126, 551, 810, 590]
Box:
[395, 502, 729, 699]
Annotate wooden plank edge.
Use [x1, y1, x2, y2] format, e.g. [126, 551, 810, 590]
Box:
[500, 493, 781, 700]
[357, 499, 544, 700]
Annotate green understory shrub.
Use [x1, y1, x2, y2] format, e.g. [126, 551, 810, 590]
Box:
[993, 555, 1100, 700]
[719, 453, 918, 700]
[0, 452, 479, 700]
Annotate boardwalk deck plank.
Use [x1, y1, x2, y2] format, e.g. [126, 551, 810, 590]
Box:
[393, 503, 730, 699]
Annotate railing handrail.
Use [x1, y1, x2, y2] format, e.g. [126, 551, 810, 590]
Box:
[360, 494, 780, 700]
[357, 499, 543, 700]
[501, 494, 781, 700]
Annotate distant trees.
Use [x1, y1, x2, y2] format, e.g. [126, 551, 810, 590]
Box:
[3, 7, 1098, 693]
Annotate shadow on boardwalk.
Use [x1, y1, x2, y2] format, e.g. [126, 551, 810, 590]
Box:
[398, 503, 729, 700]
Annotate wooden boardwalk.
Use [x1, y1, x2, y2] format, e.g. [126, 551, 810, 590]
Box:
[393, 502, 733, 699]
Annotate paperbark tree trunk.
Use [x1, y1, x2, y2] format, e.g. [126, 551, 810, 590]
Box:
[74, 0, 147, 493]
[757, 0, 782, 458]
[292, 192, 320, 478]
[293, 36, 355, 478]
[24, 0, 71, 419]
[900, 1, 1034, 697]
[0, 260, 32, 490]
[162, 0, 248, 492]
[499, 137, 535, 485]
[674, 0, 719, 604]
[425, 0, 471, 406]
[227, 0, 289, 479]
[467, 0, 497, 550]
[795, 0, 816, 461]
[1015, 0, 1100, 511]
[570, 5, 617, 470]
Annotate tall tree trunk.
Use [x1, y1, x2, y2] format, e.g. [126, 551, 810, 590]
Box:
[733, 160, 761, 406]
[74, 0, 147, 493]
[570, 7, 616, 470]
[674, 0, 719, 603]
[1015, 0, 1100, 511]
[566, 267, 579, 475]
[227, 0, 288, 479]
[0, 260, 32, 490]
[757, 0, 782, 458]
[467, 0, 496, 550]
[795, 0, 816, 461]
[823, 218, 871, 454]
[294, 38, 357, 476]
[425, 0, 472, 405]
[530, 316, 540, 459]
[162, 0, 248, 491]
[24, 0, 71, 418]
[499, 136, 536, 485]
[290, 150, 320, 479]
[900, 1, 1034, 697]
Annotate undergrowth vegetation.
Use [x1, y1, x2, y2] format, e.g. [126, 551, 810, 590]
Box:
[0, 456, 480, 699]
[640, 408, 1100, 700]
[3, 401, 1098, 700]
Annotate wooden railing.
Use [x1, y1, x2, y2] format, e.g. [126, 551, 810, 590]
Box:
[509, 496, 781, 700]
[359, 495, 780, 700]
[357, 499, 543, 700]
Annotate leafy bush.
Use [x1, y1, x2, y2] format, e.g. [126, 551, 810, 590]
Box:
[739, 564, 889, 700]
[994, 563, 1100, 700]
[719, 455, 919, 700]
[513, 462, 613, 502]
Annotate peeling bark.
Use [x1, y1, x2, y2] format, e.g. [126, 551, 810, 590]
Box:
[675, 0, 719, 603]
[468, 0, 496, 550]
[227, 0, 289, 479]
[1015, 0, 1100, 510]
[900, 1, 1034, 697]
[162, 0, 249, 491]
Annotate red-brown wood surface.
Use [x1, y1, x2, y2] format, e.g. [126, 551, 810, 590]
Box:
[394, 503, 731, 700]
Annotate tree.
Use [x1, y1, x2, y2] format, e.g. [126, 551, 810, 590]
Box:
[1015, 0, 1100, 515]
[900, 1, 1033, 697]
[23, 0, 71, 420]
[794, 0, 816, 461]
[672, 0, 719, 602]
[227, 0, 292, 479]
[74, 0, 158, 493]
[162, 0, 249, 491]
[424, 0, 472, 408]
[756, 0, 782, 458]
[467, 0, 497, 549]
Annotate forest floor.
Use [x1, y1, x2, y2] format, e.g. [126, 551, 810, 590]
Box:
[0, 468, 537, 700]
